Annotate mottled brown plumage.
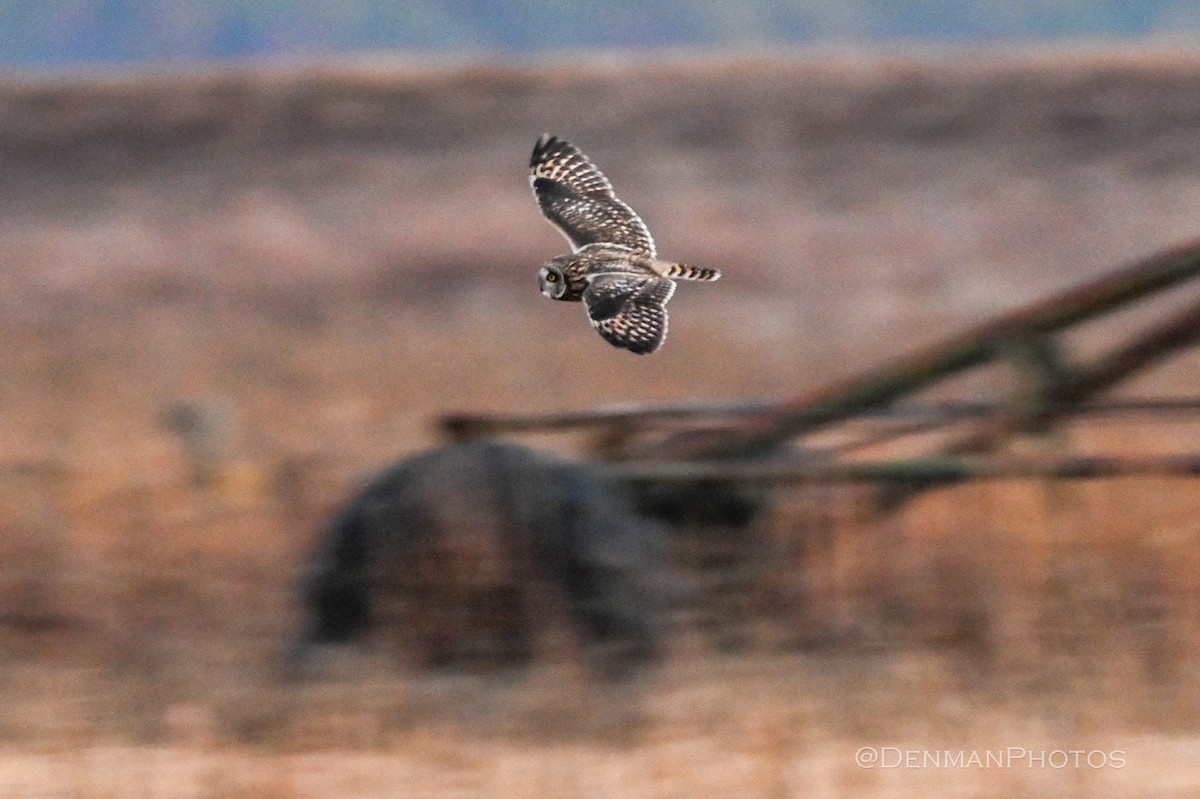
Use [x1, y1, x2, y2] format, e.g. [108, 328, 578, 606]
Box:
[530, 134, 720, 354]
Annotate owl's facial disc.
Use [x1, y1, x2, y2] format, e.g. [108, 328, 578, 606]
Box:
[539, 265, 567, 299]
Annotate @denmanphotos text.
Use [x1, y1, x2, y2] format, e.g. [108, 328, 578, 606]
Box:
[855, 747, 1126, 769]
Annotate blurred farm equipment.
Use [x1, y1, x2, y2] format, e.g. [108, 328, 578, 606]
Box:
[443, 240, 1200, 656]
[443, 239, 1200, 479]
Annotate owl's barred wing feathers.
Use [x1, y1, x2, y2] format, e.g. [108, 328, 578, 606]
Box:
[529, 135, 721, 354]
[529, 134, 613, 195]
[583, 272, 676, 355]
[529, 134, 657, 257]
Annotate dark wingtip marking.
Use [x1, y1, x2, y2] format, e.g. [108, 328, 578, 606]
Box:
[626, 333, 664, 354]
[601, 326, 665, 355]
[531, 133, 563, 167]
[531, 175, 569, 196]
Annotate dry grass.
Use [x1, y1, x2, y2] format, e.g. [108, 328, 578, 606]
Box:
[1, 48, 1199, 796]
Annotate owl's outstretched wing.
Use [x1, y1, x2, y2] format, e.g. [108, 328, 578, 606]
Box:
[582, 272, 675, 354]
[529, 134, 657, 258]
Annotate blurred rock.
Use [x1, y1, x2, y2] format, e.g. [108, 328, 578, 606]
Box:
[290, 439, 667, 679]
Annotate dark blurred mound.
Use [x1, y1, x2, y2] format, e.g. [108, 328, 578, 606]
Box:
[293, 439, 666, 678]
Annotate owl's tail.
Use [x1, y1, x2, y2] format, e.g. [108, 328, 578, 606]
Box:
[659, 262, 721, 282]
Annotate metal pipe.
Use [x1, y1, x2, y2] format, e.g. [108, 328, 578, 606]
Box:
[599, 454, 1200, 485]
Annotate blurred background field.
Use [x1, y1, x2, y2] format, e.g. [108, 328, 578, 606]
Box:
[1, 16, 1200, 798]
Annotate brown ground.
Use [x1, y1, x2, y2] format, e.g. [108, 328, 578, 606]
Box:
[0, 47, 1199, 796]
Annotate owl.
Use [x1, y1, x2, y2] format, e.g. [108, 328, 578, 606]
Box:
[529, 134, 720, 354]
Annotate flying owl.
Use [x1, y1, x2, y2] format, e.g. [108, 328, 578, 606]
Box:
[529, 134, 720, 354]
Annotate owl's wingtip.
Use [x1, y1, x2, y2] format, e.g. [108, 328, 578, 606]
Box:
[617, 334, 666, 355]
[531, 133, 555, 166]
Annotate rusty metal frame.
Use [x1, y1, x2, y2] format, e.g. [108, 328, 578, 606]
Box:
[597, 453, 1200, 485]
[441, 240, 1200, 485]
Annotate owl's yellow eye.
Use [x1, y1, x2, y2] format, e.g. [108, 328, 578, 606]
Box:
[545, 272, 558, 282]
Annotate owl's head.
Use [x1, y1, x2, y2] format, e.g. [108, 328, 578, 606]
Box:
[538, 262, 570, 299]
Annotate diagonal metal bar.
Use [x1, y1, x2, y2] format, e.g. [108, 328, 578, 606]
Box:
[914, 292, 1200, 459]
[1047, 295, 1200, 408]
[653, 239, 1200, 460]
[831, 398, 1200, 454]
